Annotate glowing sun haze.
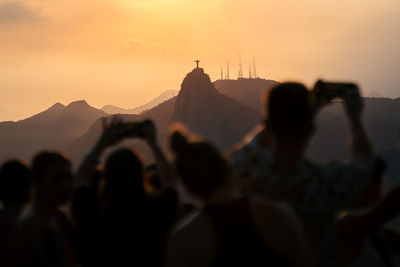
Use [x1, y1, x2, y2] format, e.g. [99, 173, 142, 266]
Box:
[0, 0, 399, 121]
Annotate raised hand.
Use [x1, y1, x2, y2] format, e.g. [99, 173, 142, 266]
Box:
[343, 86, 363, 120]
[311, 80, 331, 111]
[99, 116, 126, 147]
[91, 116, 127, 158]
[76, 116, 127, 182]
[140, 120, 157, 145]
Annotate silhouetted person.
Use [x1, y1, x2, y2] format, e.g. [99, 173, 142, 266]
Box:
[70, 169, 102, 267]
[166, 130, 312, 267]
[11, 152, 76, 267]
[75, 117, 178, 267]
[72, 168, 102, 222]
[97, 148, 153, 266]
[0, 160, 30, 208]
[232, 82, 376, 265]
[0, 160, 30, 267]
[145, 164, 163, 192]
[337, 159, 400, 267]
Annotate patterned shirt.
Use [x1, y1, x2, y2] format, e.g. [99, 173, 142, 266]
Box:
[231, 128, 375, 265]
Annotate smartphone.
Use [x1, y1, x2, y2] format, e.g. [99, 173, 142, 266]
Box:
[121, 120, 154, 138]
[314, 80, 358, 102]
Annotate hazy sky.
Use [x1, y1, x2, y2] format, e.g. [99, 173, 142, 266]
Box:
[0, 0, 399, 121]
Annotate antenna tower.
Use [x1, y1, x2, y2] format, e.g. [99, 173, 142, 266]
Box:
[238, 54, 243, 78]
[253, 56, 258, 78]
[227, 61, 230, 79]
[249, 64, 252, 79]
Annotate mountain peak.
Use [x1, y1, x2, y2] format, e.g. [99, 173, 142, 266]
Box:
[64, 100, 105, 116]
[171, 67, 262, 150]
[173, 68, 217, 123]
[48, 102, 65, 112]
[66, 100, 90, 109]
[178, 68, 217, 99]
[30, 102, 65, 119]
[183, 68, 207, 81]
[51, 102, 65, 108]
[190, 67, 205, 74]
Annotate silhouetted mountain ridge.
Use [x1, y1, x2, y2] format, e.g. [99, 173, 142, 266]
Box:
[172, 68, 262, 150]
[1, 71, 399, 184]
[15, 102, 66, 126]
[367, 91, 385, 98]
[102, 90, 178, 115]
[214, 77, 279, 112]
[66, 97, 178, 164]
[0, 100, 106, 162]
[307, 97, 400, 185]
[67, 68, 263, 163]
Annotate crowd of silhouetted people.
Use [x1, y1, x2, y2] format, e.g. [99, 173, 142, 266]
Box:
[2, 81, 400, 267]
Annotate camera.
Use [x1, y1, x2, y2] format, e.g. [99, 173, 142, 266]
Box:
[313, 80, 359, 102]
[120, 119, 154, 138]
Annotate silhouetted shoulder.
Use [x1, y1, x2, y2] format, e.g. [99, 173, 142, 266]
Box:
[249, 196, 313, 266]
[250, 196, 298, 234]
[12, 207, 70, 267]
[16, 207, 49, 235]
[167, 211, 215, 267]
[170, 210, 214, 245]
[250, 196, 293, 216]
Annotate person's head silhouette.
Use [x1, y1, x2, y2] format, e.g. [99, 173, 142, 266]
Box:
[104, 148, 144, 196]
[0, 160, 30, 207]
[31, 151, 73, 207]
[264, 82, 315, 150]
[170, 131, 231, 200]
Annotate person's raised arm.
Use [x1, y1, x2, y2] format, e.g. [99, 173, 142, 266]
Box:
[140, 120, 178, 188]
[76, 116, 126, 185]
[343, 88, 374, 160]
[318, 88, 378, 211]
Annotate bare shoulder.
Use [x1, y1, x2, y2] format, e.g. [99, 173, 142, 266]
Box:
[169, 210, 215, 252]
[248, 196, 306, 261]
[167, 210, 215, 267]
[249, 196, 297, 225]
[249, 196, 300, 242]
[16, 212, 48, 238]
[171, 210, 212, 237]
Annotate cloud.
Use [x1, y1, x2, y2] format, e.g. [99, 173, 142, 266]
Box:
[128, 38, 144, 46]
[0, 1, 44, 23]
[127, 38, 175, 50]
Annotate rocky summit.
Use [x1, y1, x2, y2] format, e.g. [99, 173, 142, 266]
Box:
[172, 68, 262, 150]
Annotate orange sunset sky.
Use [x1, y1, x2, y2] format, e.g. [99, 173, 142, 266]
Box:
[0, 0, 399, 121]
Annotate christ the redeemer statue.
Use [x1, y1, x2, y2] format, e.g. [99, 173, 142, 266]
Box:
[195, 60, 200, 68]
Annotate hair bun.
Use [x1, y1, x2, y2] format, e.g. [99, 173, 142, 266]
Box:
[170, 130, 190, 156]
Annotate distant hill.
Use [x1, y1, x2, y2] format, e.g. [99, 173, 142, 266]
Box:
[306, 97, 400, 185]
[0, 100, 107, 163]
[214, 78, 279, 112]
[0, 75, 274, 165]
[308, 98, 400, 160]
[66, 68, 262, 163]
[1, 71, 399, 184]
[101, 90, 178, 115]
[367, 91, 385, 98]
[66, 97, 177, 164]
[172, 68, 262, 150]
